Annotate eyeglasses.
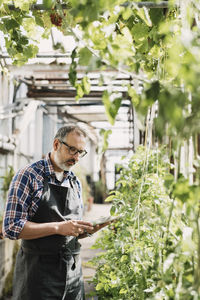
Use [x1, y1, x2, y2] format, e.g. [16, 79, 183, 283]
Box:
[59, 140, 87, 158]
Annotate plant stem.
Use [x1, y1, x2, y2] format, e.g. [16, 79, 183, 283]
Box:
[194, 200, 200, 292]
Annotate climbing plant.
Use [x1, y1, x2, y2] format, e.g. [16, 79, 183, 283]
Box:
[0, 165, 14, 237]
[0, 1, 200, 145]
[0, 165, 14, 200]
[90, 146, 200, 299]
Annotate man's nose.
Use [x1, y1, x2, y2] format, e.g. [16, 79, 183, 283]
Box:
[73, 152, 79, 160]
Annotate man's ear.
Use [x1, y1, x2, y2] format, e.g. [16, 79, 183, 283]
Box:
[53, 139, 60, 151]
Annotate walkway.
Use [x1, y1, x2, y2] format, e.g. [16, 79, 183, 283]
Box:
[80, 203, 111, 300]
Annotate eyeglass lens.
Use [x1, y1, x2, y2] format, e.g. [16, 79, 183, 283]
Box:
[60, 140, 87, 157]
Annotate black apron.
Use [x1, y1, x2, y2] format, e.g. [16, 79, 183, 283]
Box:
[12, 176, 85, 300]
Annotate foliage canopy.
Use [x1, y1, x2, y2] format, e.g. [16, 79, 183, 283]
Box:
[0, 0, 200, 144]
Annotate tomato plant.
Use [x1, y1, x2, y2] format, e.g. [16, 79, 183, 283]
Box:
[91, 146, 200, 299]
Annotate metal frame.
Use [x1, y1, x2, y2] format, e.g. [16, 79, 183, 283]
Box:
[5, 2, 171, 11]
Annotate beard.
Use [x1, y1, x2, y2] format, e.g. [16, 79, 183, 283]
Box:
[54, 151, 76, 171]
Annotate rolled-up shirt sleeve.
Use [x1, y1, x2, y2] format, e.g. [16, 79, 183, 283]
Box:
[3, 170, 32, 240]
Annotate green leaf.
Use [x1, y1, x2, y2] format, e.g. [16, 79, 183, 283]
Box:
[22, 18, 38, 39]
[100, 128, 112, 152]
[128, 85, 140, 106]
[149, 8, 164, 26]
[41, 12, 52, 29]
[69, 48, 78, 86]
[136, 7, 152, 27]
[69, 69, 77, 86]
[110, 205, 116, 216]
[79, 47, 92, 66]
[96, 283, 104, 291]
[110, 34, 134, 61]
[119, 288, 127, 294]
[75, 83, 84, 101]
[53, 42, 65, 53]
[145, 81, 160, 101]
[121, 26, 133, 43]
[23, 44, 38, 59]
[43, 0, 55, 9]
[164, 174, 174, 190]
[34, 15, 45, 28]
[0, 166, 15, 194]
[14, 0, 30, 11]
[82, 76, 90, 94]
[102, 91, 122, 125]
[19, 35, 29, 45]
[104, 195, 116, 202]
[3, 19, 19, 31]
[172, 176, 190, 203]
[120, 255, 128, 263]
[131, 22, 149, 48]
[87, 24, 107, 50]
[122, 7, 133, 20]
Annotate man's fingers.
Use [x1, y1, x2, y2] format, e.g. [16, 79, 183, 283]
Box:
[68, 219, 112, 237]
[79, 224, 94, 231]
[78, 228, 84, 234]
[69, 220, 94, 236]
[76, 220, 93, 227]
[74, 221, 94, 231]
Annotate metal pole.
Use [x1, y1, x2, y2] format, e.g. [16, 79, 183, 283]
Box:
[0, 54, 71, 59]
[7, 3, 71, 10]
[122, 1, 171, 8]
[6, 1, 172, 11]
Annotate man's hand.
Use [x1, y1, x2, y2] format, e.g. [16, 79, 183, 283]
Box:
[18, 220, 94, 240]
[91, 221, 111, 234]
[78, 221, 111, 239]
[57, 220, 94, 237]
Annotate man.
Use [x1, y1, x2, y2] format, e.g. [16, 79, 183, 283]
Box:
[3, 125, 106, 300]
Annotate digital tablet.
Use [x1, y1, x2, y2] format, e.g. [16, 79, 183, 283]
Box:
[91, 215, 121, 226]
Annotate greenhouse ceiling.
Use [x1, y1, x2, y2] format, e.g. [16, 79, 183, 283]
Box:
[13, 66, 134, 127]
[0, 20, 137, 126]
[0, 0, 156, 151]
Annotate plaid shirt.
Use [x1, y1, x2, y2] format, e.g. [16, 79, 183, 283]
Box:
[3, 153, 82, 240]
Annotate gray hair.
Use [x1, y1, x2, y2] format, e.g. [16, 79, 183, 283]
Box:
[54, 125, 87, 141]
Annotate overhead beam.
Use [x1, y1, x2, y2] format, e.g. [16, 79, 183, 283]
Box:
[0, 54, 71, 59]
[123, 1, 171, 8]
[45, 102, 130, 107]
[26, 88, 129, 99]
[5, 1, 172, 11]
[7, 3, 71, 10]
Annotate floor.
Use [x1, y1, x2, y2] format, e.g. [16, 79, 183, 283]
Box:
[80, 203, 112, 300]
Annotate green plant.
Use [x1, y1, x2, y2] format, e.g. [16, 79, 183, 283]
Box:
[0, 166, 14, 237]
[0, 166, 15, 201]
[91, 146, 200, 299]
[1, 242, 20, 298]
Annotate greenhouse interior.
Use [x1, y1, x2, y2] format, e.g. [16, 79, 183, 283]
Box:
[0, 1, 200, 299]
